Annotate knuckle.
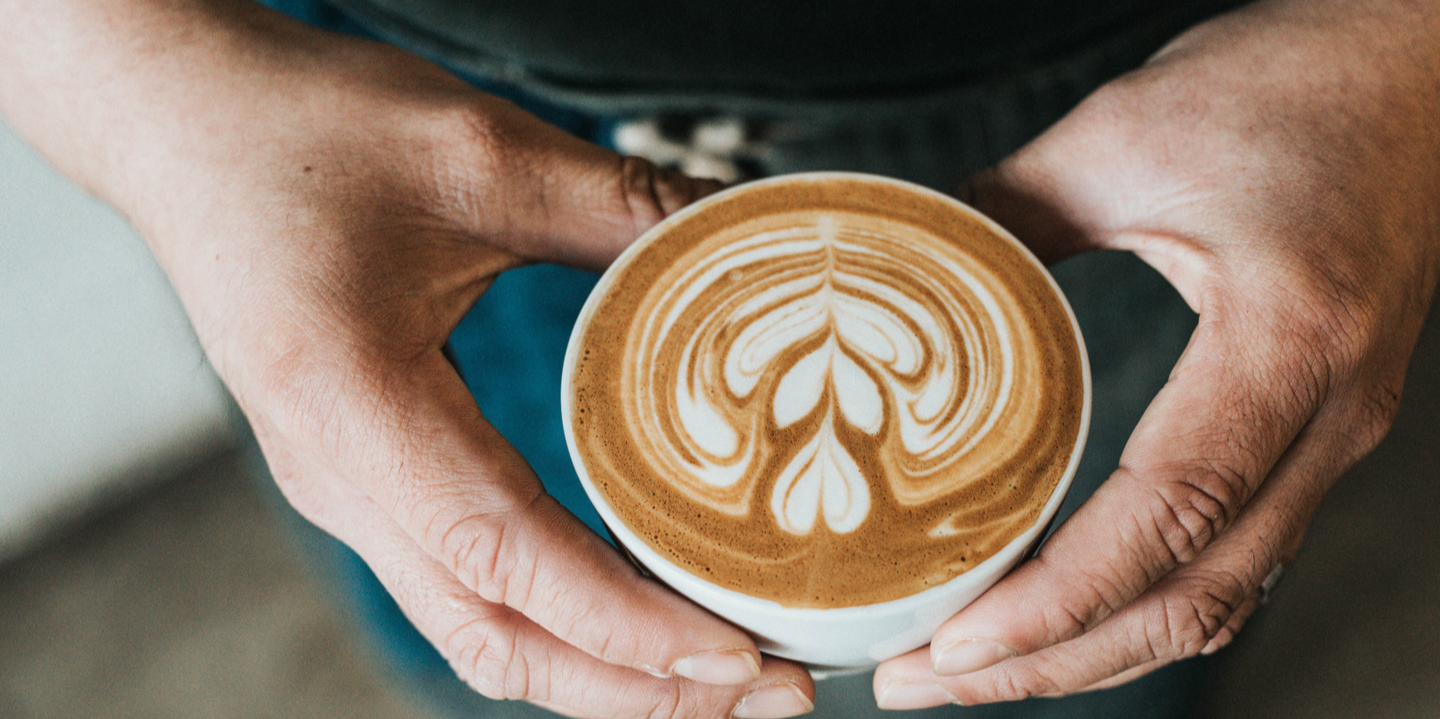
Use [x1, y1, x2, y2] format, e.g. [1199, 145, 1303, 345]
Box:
[1157, 606, 1219, 660]
[421, 101, 530, 218]
[1047, 596, 1105, 639]
[438, 509, 536, 606]
[446, 614, 530, 701]
[617, 155, 670, 232]
[1146, 467, 1244, 565]
[962, 661, 1058, 704]
[430, 102, 518, 171]
[1264, 260, 1374, 381]
[1151, 573, 1246, 660]
[255, 342, 412, 474]
[1294, 294, 1365, 366]
[1034, 560, 1133, 637]
[1205, 595, 1260, 655]
[999, 668, 1054, 703]
[1016, 548, 1136, 645]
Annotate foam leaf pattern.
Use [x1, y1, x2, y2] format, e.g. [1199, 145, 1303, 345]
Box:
[624, 211, 1025, 531]
[772, 338, 832, 429]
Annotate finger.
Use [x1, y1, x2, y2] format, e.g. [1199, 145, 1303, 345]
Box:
[876, 377, 1366, 707]
[926, 460, 1306, 703]
[1051, 588, 1255, 696]
[921, 308, 1321, 678]
[307, 472, 815, 718]
[439, 99, 724, 270]
[1034, 593, 1254, 695]
[874, 438, 1290, 709]
[1200, 590, 1262, 656]
[263, 348, 767, 685]
[1044, 383, 1384, 686]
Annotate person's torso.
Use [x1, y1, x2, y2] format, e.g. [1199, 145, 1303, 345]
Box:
[327, 0, 1233, 102]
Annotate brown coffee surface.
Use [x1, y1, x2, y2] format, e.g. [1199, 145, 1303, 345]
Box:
[568, 176, 1085, 608]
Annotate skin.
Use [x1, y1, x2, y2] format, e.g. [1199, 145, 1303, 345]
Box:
[1, 0, 1436, 716]
[874, 0, 1440, 708]
[0, 2, 812, 718]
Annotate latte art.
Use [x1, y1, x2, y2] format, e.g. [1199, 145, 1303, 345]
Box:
[633, 214, 1022, 538]
[568, 176, 1086, 607]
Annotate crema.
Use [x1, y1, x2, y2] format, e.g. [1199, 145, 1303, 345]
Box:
[568, 175, 1085, 607]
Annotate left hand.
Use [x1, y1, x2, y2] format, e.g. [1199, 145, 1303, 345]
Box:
[874, 0, 1440, 707]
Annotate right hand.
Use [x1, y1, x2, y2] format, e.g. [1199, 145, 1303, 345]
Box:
[0, 2, 815, 717]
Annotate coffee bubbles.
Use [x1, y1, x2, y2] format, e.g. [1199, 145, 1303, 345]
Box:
[568, 175, 1085, 608]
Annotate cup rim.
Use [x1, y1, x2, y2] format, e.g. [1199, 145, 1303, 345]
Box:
[560, 171, 1092, 616]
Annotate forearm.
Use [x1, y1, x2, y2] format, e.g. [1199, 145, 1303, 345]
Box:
[0, 1, 478, 266]
[1, 1, 284, 220]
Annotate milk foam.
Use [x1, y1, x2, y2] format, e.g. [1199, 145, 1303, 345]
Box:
[569, 176, 1086, 608]
[627, 213, 1021, 535]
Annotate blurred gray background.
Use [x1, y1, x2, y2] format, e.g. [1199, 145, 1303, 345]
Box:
[2, 113, 1437, 718]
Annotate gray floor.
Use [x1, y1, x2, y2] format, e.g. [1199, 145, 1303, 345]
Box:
[3, 308, 1439, 719]
[0, 451, 435, 719]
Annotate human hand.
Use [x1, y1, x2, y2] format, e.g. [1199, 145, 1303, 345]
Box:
[0, 3, 815, 717]
[874, 0, 1440, 707]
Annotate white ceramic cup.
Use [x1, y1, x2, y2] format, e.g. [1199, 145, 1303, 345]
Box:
[561, 173, 1091, 671]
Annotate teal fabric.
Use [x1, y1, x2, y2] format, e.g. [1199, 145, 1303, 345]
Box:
[447, 265, 607, 537]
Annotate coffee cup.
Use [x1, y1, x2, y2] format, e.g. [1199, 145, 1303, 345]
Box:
[561, 172, 1090, 671]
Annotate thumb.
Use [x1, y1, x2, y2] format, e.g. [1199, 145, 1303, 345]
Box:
[443, 98, 724, 271]
[956, 158, 1099, 266]
[955, 97, 1147, 266]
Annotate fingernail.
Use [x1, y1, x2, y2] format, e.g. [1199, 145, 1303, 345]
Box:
[731, 681, 813, 719]
[933, 639, 1017, 676]
[876, 680, 959, 710]
[672, 649, 761, 685]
